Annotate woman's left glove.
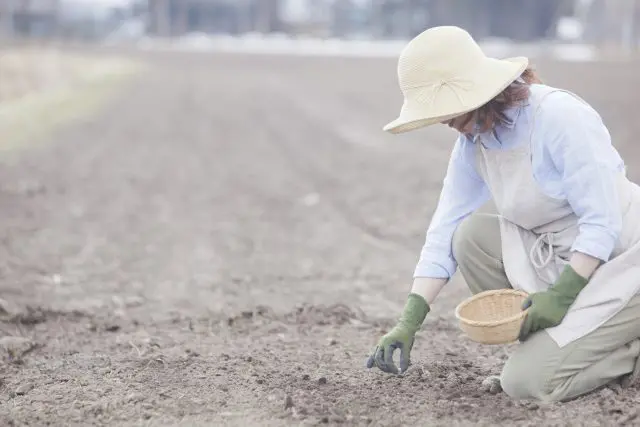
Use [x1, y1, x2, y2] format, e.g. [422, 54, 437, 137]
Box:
[366, 293, 430, 374]
[518, 264, 589, 341]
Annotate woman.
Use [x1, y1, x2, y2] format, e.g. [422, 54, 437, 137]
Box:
[366, 25, 640, 403]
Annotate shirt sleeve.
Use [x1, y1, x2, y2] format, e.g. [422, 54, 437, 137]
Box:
[537, 93, 623, 262]
[414, 136, 491, 279]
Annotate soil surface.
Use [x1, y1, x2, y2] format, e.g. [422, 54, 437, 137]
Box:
[0, 50, 639, 426]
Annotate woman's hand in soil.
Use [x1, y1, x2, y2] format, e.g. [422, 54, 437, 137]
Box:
[518, 265, 589, 341]
[366, 294, 430, 374]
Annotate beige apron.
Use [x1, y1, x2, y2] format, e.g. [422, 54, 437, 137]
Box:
[475, 87, 640, 348]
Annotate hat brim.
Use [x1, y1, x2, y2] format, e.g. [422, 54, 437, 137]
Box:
[383, 56, 529, 134]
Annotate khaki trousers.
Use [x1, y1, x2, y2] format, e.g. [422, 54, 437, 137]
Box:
[452, 213, 640, 402]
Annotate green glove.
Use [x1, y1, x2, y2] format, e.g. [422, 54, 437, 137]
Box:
[518, 265, 589, 342]
[366, 293, 430, 374]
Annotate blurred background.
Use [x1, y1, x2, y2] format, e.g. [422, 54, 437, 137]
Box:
[1, 2, 640, 426]
[0, 0, 637, 50]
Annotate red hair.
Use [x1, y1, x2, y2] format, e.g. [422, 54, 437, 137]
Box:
[474, 66, 542, 132]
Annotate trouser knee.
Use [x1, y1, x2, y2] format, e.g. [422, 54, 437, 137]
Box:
[452, 213, 500, 266]
[452, 213, 506, 293]
[500, 355, 556, 402]
[500, 334, 566, 403]
[452, 215, 479, 267]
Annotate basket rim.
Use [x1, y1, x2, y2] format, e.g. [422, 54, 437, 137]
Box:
[454, 288, 529, 327]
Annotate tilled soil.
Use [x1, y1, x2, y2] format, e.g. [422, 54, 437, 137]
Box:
[0, 50, 639, 426]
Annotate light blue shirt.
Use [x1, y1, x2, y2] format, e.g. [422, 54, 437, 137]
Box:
[415, 84, 626, 279]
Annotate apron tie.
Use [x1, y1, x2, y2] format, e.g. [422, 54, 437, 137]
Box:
[529, 232, 555, 269]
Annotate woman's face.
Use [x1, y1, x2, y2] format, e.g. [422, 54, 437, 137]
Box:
[442, 111, 476, 134]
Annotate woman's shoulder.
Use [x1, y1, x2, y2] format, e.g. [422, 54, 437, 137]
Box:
[529, 84, 594, 108]
[529, 84, 602, 122]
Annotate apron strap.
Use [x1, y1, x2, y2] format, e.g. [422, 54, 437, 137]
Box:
[529, 232, 556, 269]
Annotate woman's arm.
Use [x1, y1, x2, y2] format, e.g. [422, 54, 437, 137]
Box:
[410, 277, 447, 305]
[537, 92, 623, 278]
[569, 252, 601, 279]
[411, 135, 491, 304]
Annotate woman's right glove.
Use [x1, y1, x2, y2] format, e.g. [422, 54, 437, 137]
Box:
[366, 293, 430, 374]
[518, 264, 589, 341]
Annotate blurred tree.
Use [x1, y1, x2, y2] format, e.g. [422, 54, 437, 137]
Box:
[253, 0, 282, 33]
[428, 0, 567, 41]
[370, 0, 430, 38]
[368, 0, 571, 41]
[428, 0, 490, 38]
[331, 0, 354, 38]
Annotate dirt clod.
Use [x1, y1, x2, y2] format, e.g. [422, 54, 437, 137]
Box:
[481, 376, 503, 395]
[620, 410, 639, 424]
[600, 388, 617, 399]
[0, 299, 24, 318]
[284, 395, 294, 410]
[15, 382, 34, 395]
[105, 324, 121, 332]
[318, 377, 327, 385]
[0, 336, 36, 360]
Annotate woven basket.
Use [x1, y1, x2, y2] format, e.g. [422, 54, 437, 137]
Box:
[454, 289, 529, 345]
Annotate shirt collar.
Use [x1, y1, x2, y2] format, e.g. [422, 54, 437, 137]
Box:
[467, 101, 526, 142]
[499, 103, 523, 129]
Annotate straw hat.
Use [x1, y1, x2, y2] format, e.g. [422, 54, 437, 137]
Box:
[383, 26, 529, 134]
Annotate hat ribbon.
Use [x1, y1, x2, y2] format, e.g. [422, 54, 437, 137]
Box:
[405, 77, 474, 109]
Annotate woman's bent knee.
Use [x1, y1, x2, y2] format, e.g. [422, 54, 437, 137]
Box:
[500, 363, 544, 401]
[500, 334, 565, 402]
[500, 367, 572, 403]
[500, 359, 558, 402]
[451, 213, 500, 265]
[452, 213, 506, 293]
